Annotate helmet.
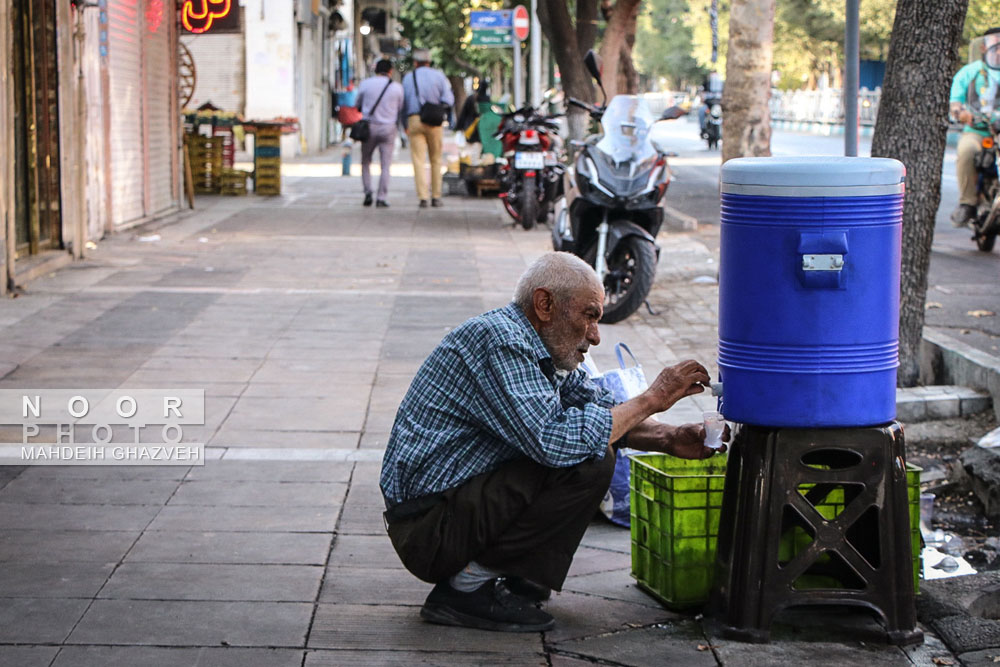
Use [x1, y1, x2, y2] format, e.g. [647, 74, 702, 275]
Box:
[972, 28, 1000, 70]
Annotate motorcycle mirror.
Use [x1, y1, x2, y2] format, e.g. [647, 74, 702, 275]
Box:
[649, 120, 672, 154]
[660, 105, 687, 121]
[583, 50, 608, 105]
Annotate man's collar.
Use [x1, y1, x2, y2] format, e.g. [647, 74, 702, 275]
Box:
[503, 303, 552, 363]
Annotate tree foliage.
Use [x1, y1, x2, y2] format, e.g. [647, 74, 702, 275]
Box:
[397, 0, 511, 80]
[634, 0, 705, 89]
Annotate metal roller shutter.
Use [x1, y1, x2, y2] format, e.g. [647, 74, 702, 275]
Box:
[181, 32, 246, 114]
[107, 0, 144, 226]
[144, 1, 176, 215]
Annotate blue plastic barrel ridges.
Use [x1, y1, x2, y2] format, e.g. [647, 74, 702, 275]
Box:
[718, 157, 904, 428]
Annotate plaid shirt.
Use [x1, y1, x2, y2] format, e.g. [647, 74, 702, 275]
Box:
[380, 303, 615, 506]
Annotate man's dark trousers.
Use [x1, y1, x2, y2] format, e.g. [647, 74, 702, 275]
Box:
[384, 447, 616, 591]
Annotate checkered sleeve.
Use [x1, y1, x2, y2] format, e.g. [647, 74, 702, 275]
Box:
[477, 344, 612, 467]
[560, 369, 618, 409]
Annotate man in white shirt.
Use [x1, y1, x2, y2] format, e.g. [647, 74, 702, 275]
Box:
[356, 59, 406, 207]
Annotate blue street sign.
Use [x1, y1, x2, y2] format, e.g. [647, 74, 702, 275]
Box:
[470, 10, 513, 30]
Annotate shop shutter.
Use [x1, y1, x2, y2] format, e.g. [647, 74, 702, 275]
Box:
[181, 32, 246, 114]
[144, 1, 176, 216]
[107, 0, 145, 226]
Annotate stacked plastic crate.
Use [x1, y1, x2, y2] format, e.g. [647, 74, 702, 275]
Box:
[253, 125, 282, 196]
[186, 135, 224, 194]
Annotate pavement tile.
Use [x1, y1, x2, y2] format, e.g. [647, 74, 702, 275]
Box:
[0, 503, 160, 531]
[304, 649, 547, 666]
[16, 464, 190, 480]
[147, 504, 338, 532]
[577, 520, 632, 554]
[566, 546, 632, 578]
[543, 590, 681, 643]
[98, 563, 323, 601]
[561, 570, 664, 609]
[710, 639, 912, 665]
[0, 597, 91, 643]
[183, 460, 354, 483]
[318, 567, 429, 605]
[329, 533, 401, 569]
[0, 476, 179, 506]
[549, 621, 716, 666]
[0, 561, 114, 597]
[67, 599, 313, 647]
[358, 430, 391, 449]
[224, 396, 368, 432]
[51, 646, 304, 667]
[0, 646, 61, 667]
[307, 603, 544, 653]
[126, 530, 332, 565]
[207, 427, 361, 449]
[0, 529, 137, 562]
[336, 501, 387, 535]
[168, 480, 347, 507]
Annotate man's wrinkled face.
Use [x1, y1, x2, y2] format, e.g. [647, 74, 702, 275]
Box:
[540, 284, 605, 371]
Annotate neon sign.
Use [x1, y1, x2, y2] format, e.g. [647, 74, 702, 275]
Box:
[181, 0, 234, 34]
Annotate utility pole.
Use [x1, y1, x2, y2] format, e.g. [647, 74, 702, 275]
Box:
[845, 0, 859, 156]
[530, 0, 541, 107]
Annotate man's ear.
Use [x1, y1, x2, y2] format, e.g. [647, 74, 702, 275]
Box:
[532, 288, 555, 323]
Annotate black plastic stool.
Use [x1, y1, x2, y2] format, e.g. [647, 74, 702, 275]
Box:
[710, 421, 923, 645]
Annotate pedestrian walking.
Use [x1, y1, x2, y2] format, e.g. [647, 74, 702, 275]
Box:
[356, 60, 405, 208]
[402, 48, 455, 208]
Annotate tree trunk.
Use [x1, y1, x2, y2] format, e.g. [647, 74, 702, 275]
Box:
[721, 0, 775, 163]
[539, 0, 597, 138]
[448, 75, 466, 119]
[598, 0, 642, 96]
[870, 0, 968, 387]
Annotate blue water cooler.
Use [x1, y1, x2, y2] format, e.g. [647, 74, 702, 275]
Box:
[709, 157, 922, 647]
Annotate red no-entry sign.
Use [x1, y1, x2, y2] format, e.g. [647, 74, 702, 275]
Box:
[513, 5, 530, 42]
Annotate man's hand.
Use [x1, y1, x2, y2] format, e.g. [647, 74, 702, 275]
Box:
[958, 109, 974, 126]
[666, 422, 727, 460]
[642, 360, 710, 414]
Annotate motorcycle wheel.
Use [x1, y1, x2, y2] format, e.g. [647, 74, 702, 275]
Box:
[975, 219, 997, 252]
[520, 176, 538, 230]
[586, 235, 657, 324]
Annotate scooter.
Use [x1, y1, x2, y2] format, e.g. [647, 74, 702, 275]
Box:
[702, 97, 722, 150]
[552, 50, 686, 324]
[970, 110, 1000, 252]
[496, 104, 565, 230]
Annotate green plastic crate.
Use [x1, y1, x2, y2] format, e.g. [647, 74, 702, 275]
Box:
[629, 453, 921, 609]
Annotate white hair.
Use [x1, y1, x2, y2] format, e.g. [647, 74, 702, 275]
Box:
[513, 252, 602, 311]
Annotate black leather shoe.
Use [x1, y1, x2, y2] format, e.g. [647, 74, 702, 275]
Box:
[363, 192, 373, 207]
[420, 579, 555, 632]
[376, 199, 390, 208]
[419, 199, 429, 208]
[431, 198, 444, 208]
[504, 576, 551, 603]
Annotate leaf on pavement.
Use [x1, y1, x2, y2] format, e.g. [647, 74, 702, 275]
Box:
[967, 310, 996, 318]
[932, 657, 955, 665]
[925, 302, 943, 309]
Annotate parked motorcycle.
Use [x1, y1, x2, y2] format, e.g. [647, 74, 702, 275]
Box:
[496, 105, 565, 230]
[552, 50, 686, 323]
[970, 111, 1000, 252]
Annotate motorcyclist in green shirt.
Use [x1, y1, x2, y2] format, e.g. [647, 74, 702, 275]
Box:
[949, 28, 1000, 227]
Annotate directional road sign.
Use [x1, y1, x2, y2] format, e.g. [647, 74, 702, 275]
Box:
[513, 5, 530, 41]
[470, 10, 512, 30]
[470, 28, 513, 47]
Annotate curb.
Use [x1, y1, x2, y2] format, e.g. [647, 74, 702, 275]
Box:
[922, 329, 1000, 422]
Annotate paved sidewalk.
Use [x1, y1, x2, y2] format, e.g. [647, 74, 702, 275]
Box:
[0, 152, 977, 665]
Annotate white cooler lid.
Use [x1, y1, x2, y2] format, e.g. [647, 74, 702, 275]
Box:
[721, 156, 905, 197]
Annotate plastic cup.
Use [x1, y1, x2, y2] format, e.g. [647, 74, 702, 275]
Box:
[920, 493, 935, 528]
[703, 410, 725, 449]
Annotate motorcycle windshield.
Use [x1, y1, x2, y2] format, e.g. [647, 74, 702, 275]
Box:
[589, 150, 659, 198]
[596, 96, 657, 164]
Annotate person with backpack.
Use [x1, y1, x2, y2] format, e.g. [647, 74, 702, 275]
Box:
[401, 48, 455, 208]
[355, 59, 405, 208]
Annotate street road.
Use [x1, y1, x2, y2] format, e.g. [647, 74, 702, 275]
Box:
[657, 116, 1000, 359]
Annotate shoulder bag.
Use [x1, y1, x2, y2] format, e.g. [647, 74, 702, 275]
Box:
[413, 69, 447, 127]
[349, 79, 393, 142]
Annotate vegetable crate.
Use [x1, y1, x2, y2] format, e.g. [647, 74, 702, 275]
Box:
[629, 453, 921, 610]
